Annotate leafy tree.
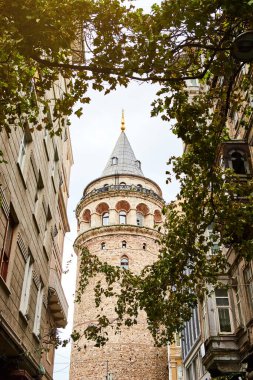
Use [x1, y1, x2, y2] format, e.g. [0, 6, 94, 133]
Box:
[73, 0, 253, 346]
[1, 0, 253, 346]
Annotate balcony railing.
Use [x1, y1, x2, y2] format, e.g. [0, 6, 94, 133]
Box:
[81, 184, 164, 203]
[48, 270, 68, 328]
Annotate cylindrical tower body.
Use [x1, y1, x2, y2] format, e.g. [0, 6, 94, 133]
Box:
[70, 130, 168, 380]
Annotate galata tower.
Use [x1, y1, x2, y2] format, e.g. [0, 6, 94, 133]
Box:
[70, 114, 168, 380]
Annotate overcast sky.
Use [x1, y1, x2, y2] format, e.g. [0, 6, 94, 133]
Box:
[53, 1, 183, 379]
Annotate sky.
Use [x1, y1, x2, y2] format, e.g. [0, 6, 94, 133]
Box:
[53, 1, 183, 379]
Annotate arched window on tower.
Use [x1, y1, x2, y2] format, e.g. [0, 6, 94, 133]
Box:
[119, 182, 126, 189]
[112, 157, 118, 165]
[102, 212, 109, 226]
[136, 212, 144, 226]
[120, 256, 129, 270]
[143, 243, 146, 250]
[119, 210, 127, 224]
[101, 242, 106, 250]
[122, 240, 127, 248]
[135, 160, 141, 169]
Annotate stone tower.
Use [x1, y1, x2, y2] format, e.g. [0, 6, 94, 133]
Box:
[70, 116, 168, 380]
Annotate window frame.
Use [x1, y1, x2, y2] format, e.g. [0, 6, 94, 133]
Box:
[119, 210, 127, 225]
[215, 289, 233, 334]
[33, 282, 44, 337]
[228, 149, 249, 175]
[111, 157, 118, 165]
[102, 212, 109, 226]
[0, 211, 16, 282]
[20, 254, 33, 318]
[120, 256, 129, 270]
[136, 212, 144, 226]
[244, 265, 253, 311]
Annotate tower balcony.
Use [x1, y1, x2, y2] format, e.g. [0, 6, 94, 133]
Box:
[78, 184, 163, 209]
[48, 270, 68, 328]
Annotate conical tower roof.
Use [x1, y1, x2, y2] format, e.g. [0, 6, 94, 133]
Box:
[102, 126, 144, 177]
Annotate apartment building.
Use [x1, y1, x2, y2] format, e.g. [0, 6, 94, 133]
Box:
[182, 66, 253, 380]
[0, 76, 73, 379]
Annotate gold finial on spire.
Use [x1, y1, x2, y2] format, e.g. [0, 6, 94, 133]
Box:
[121, 109, 126, 132]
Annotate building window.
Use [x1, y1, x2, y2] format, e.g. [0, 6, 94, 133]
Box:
[0, 211, 16, 281]
[231, 151, 246, 174]
[122, 241, 127, 248]
[244, 265, 253, 311]
[17, 130, 33, 183]
[136, 184, 142, 191]
[143, 243, 146, 250]
[174, 332, 181, 347]
[136, 212, 143, 226]
[102, 212, 109, 226]
[119, 211, 127, 224]
[228, 150, 249, 175]
[234, 285, 243, 326]
[18, 135, 28, 171]
[120, 256, 129, 270]
[112, 157, 118, 165]
[51, 147, 60, 192]
[202, 300, 209, 340]
[120, 182, 126, 186]
[101, 242, 106, 250]
[189, 78, 198, 86]
[177, 365, 183, 380]
[20, 254, 33, 317]
[215, 289, 232, 333]
[206, 223, 220, 254]
[33, 282, 44, 337]
[103, 184, 109, 191]
[135, 160, 141, 169]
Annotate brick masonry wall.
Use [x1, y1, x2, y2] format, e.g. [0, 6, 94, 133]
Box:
[70, 182, 168, 380]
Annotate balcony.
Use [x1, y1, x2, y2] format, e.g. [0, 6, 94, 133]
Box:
[202, 335, 241, 377]
[81, 184, 164, 203]
[48, 270, 68, 328]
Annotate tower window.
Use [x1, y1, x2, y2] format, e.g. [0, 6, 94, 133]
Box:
[103, 184, 109, 191]
[143, 243, 146, 250]
[112, 157, 118, 165]
[135, 160, 141, 169]
[136, 184, 142, 191]
[101, 242, 106, 250]
[122, 241, 127, 248]
[119, 211, 127, 224]
[136, 212, 144, 226]
[120, 256, 129, 270]
[102, 212, 109, 226]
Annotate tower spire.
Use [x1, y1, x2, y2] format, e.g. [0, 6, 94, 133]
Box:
[121, 109, 126, 132]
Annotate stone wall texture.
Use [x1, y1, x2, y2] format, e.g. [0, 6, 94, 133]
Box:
[70, 174, 168, 380]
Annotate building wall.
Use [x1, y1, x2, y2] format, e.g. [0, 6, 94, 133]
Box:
[0, 81, 73, 379]
[70, 173, 168, 380]
[184, 65, 253, 379]
[168, 338, 184, 380]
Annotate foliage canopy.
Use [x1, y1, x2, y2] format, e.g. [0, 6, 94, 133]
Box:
[1, 0, 253, 346]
